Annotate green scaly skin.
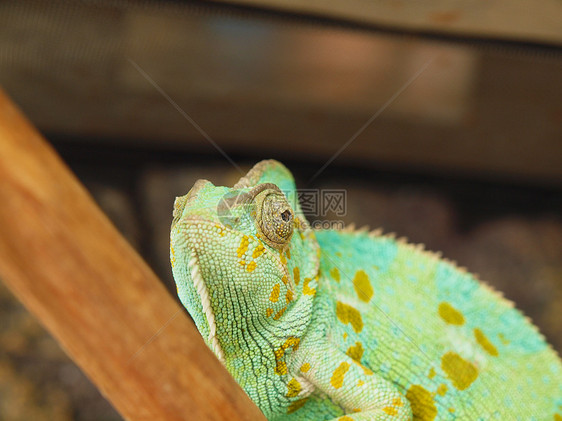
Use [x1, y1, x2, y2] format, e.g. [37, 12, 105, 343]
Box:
[170, 160, 562, 420]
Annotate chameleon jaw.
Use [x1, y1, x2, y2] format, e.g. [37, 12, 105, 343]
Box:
[188, 249, 225, 364]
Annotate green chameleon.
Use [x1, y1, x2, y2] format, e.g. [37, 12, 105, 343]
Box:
[170, 160, 562, 420]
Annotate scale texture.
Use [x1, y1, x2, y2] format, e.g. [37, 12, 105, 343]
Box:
[170, 160, 562, 420]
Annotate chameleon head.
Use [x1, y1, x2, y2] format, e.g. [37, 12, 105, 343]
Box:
[170, 160, 320, 364]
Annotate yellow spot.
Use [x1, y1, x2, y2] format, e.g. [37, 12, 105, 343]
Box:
[273, 306, 287, 320]
[286, 288, 294, 303]
[252, 243, 265, 259]
[392, 398, 403, 407]
[498, 333, 510, 345]
[428, 368, 436, 379]
[286, 336, 301, 349]
[343, 333, 348, 340]
[276, 361, 287, 375]
[293, 267, 300, 285]
[274, 337, 300, 375]
[362, 365, 373, 376]
[438, 302, 465, 325]
[280, 250, 287, 264]
[266, 308, 274, 317]
[474, 328, 499, 356]
[215, 223, 226, 236]
[330, 267, 341, 282]
[270, 284, 281, 303]
[303, 278, 316, 295]
[441, 352, 479, 390]
[449, 408, 456, 413]
[383, 406, 398, 415]
[336, 301, 364, 333]
[286, 248, 291, 259]
[353, 270, 373, 302]
[238, 260, 246, 266]
[246, 261, 257, 272]
[406, 385, 437, 421]
[346, 342, 364, 362]
[287, 397, 308, 414]
[352, 408, 361, 412]
[286, 378, 302, 398]
[357, 380, 364, 386]
[338, 417, 353, 421]
[300, 363, 311, 373]
[281, 275, 289, 285]
[335, 251, 342, 257]
[170, 245, 176, 266]
[237, 235, 249, 258]
[436, 384, 447, 396]
[330, 362, 350, 389]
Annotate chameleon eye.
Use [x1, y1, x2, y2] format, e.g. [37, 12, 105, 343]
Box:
[254, 189, 294, 250]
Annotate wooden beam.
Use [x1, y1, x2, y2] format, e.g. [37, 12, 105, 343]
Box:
[0, 88, 266, 421]
[214, 0, 562, 45]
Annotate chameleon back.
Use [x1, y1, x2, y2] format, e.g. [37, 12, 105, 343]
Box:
[310, 228, 562, 419]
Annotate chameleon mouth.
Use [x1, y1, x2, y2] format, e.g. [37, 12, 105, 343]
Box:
[188, 249, 225, 363]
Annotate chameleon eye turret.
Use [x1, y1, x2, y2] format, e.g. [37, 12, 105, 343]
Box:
[254, 187, 294, 250]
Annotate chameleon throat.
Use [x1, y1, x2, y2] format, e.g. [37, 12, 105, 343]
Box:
[189, 251, 225, 363]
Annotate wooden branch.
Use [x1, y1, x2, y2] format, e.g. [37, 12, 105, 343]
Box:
[0, 88, 266, 421]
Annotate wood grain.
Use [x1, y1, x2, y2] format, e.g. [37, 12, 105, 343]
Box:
[0, 88, 266, 421]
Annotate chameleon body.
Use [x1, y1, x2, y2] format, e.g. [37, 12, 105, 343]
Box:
[170, 160, 562, 420]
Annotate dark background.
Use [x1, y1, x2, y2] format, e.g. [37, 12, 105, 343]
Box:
[0, 1, 561, 419]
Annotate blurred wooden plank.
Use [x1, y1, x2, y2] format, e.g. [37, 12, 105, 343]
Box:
[216, 0, 562, 45]
[0, 2, 560, 184]
[0, 88, 265, 421]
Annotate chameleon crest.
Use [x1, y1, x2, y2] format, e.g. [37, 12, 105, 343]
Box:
[171, 160, 562, 420]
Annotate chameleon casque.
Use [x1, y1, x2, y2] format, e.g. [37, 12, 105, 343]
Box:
[170, 160, 562, 420]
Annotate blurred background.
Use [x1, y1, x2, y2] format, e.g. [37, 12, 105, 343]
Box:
[0, 0, 561, 419]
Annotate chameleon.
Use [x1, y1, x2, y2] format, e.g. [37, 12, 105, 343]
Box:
[170, 159, 562, 420]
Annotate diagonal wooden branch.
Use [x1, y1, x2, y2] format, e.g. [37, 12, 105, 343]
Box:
[0, 88, 266, 421]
